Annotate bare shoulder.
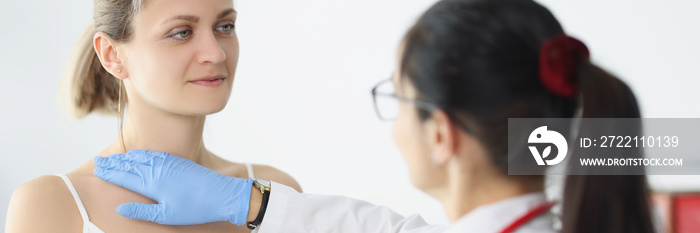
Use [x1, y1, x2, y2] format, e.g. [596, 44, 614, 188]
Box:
[6, 175, 82, 233]
[251, 164, 303, 192]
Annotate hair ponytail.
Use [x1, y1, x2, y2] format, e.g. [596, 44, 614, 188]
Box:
[60, 22, 120, 119]
[560, 61, 655, 233]
[59, 0, 144, 119]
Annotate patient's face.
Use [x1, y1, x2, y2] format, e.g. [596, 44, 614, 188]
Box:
[121, 0, 238, 116]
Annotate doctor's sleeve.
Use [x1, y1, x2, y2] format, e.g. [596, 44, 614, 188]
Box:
[256, 181, 448, 233]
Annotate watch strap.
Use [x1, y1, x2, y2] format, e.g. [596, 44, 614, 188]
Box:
[247, 185, 270, 229]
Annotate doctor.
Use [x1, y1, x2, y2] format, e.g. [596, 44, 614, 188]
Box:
[93, 0, 655, 232]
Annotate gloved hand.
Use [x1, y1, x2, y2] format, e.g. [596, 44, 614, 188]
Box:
[93, 150, 254, 226]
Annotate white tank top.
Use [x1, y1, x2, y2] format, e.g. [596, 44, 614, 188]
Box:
[57, 163, 256, 233]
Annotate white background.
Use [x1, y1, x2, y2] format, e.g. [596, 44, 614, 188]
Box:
[2, 0, 700, 230]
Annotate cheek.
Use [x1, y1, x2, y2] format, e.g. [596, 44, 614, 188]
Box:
[392, 106, 432, 188]
[392, 107, 412, 154]
[127, 46, 190, 108]
[225, 34, 240, 75]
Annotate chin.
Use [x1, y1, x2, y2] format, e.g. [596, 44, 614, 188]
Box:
[198, 103, 228, 115]
[411, 179, 442, 200]
[409, 172, 428, 190]
[184, 91, 232, 115]
[409, 169, 441, 195]
[181, 99, 229, 116]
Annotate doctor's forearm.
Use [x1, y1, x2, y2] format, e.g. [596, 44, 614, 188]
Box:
[256, 182, 448, 233]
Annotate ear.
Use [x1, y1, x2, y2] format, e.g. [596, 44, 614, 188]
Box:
[426, 110, 459, 166]
[93, 32, 127, 79]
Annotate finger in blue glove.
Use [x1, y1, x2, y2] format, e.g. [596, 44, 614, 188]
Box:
[93, 150, 254, 226]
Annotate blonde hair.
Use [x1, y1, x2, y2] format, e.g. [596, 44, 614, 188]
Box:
[60, 0, 145, 119]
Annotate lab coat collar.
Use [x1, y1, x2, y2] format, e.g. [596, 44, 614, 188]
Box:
[445, 192, 555, 233]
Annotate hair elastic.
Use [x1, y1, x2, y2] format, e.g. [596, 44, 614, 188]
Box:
[539, 34, 589, 98]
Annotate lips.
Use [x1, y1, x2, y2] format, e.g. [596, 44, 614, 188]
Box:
[188, 75, 226, 87]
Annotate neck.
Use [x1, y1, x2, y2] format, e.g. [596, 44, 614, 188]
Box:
[110, 102, 213, 166]
[440, 161, 543, 223]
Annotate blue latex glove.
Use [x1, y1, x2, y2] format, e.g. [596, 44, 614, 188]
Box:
[93, 150, 254, 225]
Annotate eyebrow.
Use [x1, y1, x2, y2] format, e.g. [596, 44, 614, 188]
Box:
[162, 8, 237, 25]
[217, 8, 236, 20]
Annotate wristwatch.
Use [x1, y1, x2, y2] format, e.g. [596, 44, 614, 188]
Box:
[247, 179, 271, 230]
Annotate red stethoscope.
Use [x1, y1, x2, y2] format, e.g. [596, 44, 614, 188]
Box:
[499, 201, 556, 233]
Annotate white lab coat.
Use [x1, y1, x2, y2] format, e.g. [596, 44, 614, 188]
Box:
[256, 181, 555, 233]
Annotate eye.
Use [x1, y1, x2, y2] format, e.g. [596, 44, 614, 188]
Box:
[216, 22, 235, 33]
[173, 30, 192, 39]
[167, 28, 192, 40]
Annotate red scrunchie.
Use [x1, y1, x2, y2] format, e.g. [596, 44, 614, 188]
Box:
[539, 34, 589, 98]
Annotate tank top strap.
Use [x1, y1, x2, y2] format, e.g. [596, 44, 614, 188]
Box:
[245, 163, 255, 179]
[55, 174, 91, 227]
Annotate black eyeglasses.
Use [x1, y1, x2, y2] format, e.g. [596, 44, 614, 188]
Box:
[371, 79, 438, 121]
[370, 79, 474, 134]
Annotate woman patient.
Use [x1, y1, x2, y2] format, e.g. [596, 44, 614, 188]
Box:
[6, 0, 302, 232]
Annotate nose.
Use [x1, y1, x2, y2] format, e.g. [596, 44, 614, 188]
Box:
[197, 31, 226, 64]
